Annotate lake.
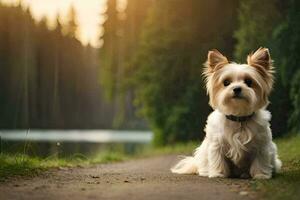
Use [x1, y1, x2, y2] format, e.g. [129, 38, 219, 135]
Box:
[0, 130, 153, 157]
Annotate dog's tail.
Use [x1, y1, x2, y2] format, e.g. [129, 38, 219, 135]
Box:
[170, 156, 198, 174]
[274, 156, 282, 173]
[272, 142, 282, 173]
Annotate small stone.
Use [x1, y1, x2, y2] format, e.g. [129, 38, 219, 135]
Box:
[58, 167, 68, 171]
[124, 180, 129, 183]
[239, 191, 248, 196]
[13, 184, 20, 187]
[91, 175, 100, 179]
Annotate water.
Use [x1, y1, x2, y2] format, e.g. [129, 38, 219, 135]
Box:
[0, 130, 153, 157]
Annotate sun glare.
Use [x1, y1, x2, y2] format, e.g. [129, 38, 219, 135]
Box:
[1, 0, 108, 47]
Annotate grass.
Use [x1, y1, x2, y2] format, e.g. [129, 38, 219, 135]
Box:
[0, 151, 127, 180]
[0, 141, 198, 180]
[251, 134, 300, 200]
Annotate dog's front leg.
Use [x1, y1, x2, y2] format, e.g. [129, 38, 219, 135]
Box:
[250, 147, 272, 179]
[208, 141, 230, 178]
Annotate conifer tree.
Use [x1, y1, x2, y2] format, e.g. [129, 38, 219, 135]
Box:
[64, 5, 79, 38]
[100, 0, 119, 100]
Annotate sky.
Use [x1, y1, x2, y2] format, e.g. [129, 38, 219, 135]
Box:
[1, 0, 111, 47]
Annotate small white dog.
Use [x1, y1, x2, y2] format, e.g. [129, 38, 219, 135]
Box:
[171, 48, 281, 179]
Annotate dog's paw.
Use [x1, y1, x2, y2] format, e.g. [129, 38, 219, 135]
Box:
[252, 174, 271, 179]
[209, 173, 226, 178]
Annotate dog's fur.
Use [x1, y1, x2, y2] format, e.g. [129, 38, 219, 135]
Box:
[171, 48, 281, 179]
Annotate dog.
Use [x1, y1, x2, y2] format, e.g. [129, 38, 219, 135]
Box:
[171, 47, 281, 179]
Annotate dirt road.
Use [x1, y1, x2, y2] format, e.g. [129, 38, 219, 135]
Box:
[0, 155, 256, 200]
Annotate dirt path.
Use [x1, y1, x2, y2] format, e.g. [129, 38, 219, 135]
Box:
[0, 155, 257, 200]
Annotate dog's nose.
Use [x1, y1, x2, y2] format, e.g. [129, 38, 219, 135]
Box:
[233, 87, 242, 95]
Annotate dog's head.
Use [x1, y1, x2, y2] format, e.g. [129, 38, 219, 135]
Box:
[203, 48, 274, 116]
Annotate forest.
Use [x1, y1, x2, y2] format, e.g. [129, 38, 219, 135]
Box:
[0, 0, 299, 145]
[0, 2, 144, 130]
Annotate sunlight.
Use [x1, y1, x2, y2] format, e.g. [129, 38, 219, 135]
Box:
[1, 0, 107, 47]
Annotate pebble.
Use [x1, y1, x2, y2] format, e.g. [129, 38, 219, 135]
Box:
[58, 167, 68, 171]
[239, 191, 249, 196]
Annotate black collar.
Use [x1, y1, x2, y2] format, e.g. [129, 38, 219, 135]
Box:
[225, 113, 255, 122]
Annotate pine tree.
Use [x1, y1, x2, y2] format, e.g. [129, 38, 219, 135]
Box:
[99, 0, 154, 128]
[100, 0, 119, 100]
[64, 5, 79, 38]
[52, 14, 63, 122]
[120, 0, 154, 128]
[100, 0, 127, 128]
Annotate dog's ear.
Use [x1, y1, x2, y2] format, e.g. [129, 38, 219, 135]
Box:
[206, 49, 229, 72]
[247, 47, 272, 70]
[247, 47, 275, 94]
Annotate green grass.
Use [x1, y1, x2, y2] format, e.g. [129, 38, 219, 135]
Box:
[0, 141, 198, 180]
[0, 151, 127, 180]
[251, 134, 300, 200]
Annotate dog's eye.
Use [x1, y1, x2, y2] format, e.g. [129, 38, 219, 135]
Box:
[244, 78, 252, 87]
[223, 79, 231, 87]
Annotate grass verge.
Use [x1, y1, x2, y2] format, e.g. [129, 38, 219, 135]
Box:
[0, 141, 198, 180]
[0, 151, 127, 180]
[251, 134, 300, 200]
